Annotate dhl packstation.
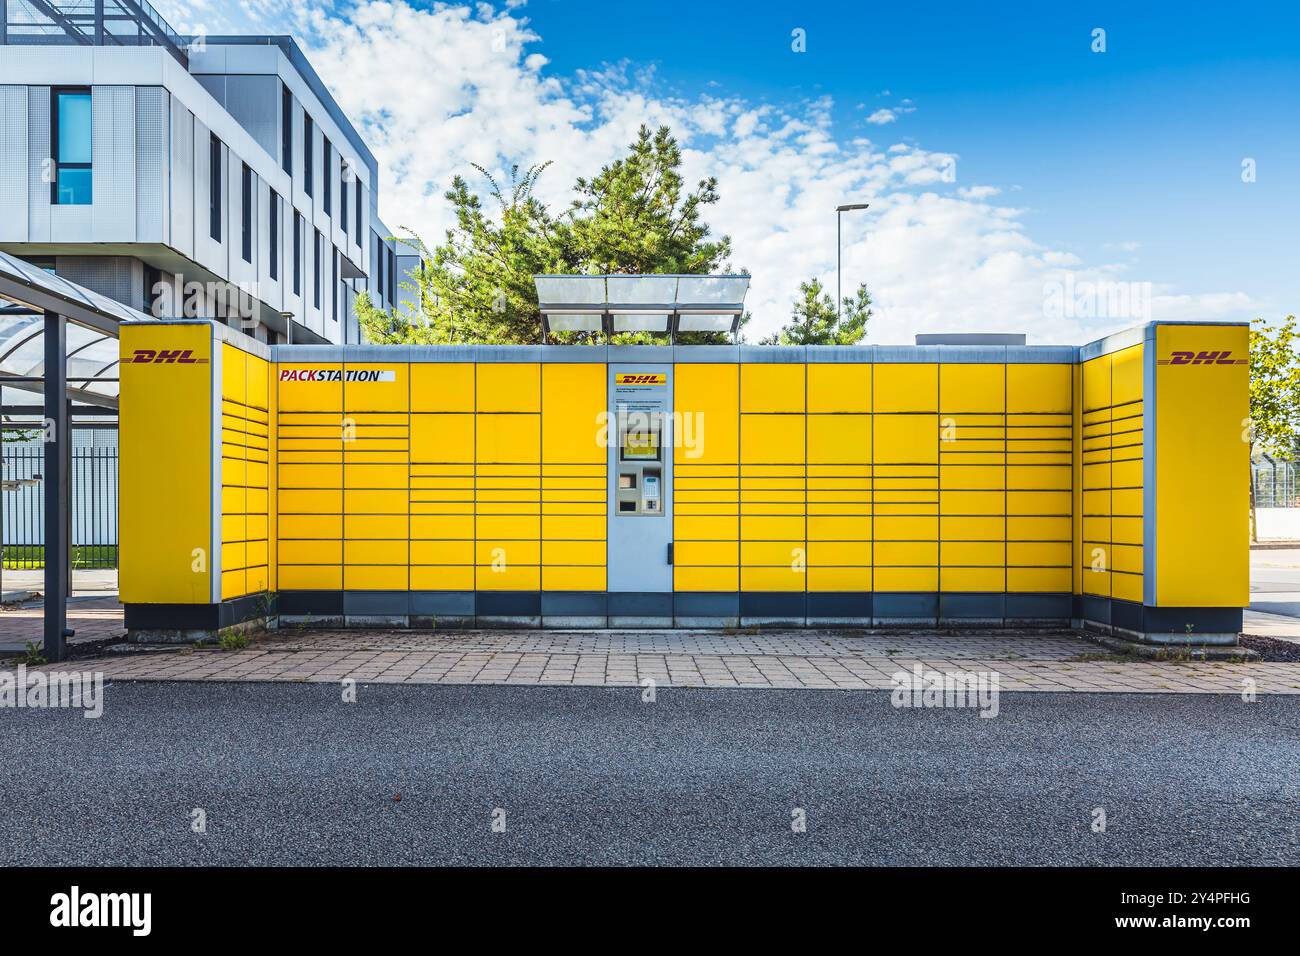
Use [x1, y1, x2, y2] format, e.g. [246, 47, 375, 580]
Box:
[119, 307, 1249, 645]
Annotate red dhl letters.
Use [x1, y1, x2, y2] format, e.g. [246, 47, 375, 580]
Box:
[128, 349, 207, 364]
[615, 373, 667, 385]
[1156, 350, 1247, 366]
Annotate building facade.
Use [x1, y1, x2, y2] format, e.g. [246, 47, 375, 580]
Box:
[0, 4, 408, 344]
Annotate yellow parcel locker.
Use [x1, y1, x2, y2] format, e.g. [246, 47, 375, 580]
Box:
[476, 363, 540, 412]
[477, 414, 540, 463]
[411, 363, 474, 412]
[1007, 364, 1072, 414]
[741, 363, 804, 413]
[940, 363, 1004, 412]
[344, 363, 409, 412]
[874, 414, 939, 464]
[741, 415, 804, 464]
[807, 414, 871, 464]
[411, 414, 474, 463]
[542, 364, 605, 463]
[675, 364, 738, 464]
[279, 364, 343, 412]
[874, 364, 938, 413]
[807, 363, 871, 413]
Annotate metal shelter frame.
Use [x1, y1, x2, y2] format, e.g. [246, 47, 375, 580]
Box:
[0, 250, 152, 661]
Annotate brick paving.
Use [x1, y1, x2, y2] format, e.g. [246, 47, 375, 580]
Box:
[0, 595, 126, 652]
[27, 626, 1300, 695]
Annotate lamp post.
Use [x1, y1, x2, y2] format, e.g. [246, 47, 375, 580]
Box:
[836, 203, 870, 320]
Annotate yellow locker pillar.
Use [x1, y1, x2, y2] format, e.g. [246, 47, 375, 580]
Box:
[276, 361, 344, 616]
[1079, 353, 1114, 604]
[120, 322, 216, 611]
[219, 343, 249, 601]
[342, 359, 410, 618]
[1108, 345, 1146, 605]
[1149, 323, 1249, 636]
[673, 363, 741, 623]
[540, 363, 608, 603]
[938, 362, 1006, 620]
[475, 362, 542, 619]
[218, 342, 272, 601]
[806, 361, 873, 623]
[1005, 363, 1073, 616]
[740, 360, 806, 623]
[872, 360, 939, 622]
[409, 362, 476, 619]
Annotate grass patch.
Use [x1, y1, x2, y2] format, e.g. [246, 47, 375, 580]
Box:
[2, 545, 118, 570]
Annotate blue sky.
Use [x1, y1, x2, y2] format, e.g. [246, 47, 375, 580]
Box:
[163, 0, 1299, 341]
[523, 0, 1299, 310]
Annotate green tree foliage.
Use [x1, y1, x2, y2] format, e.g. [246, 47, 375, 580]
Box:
[760, 277, 872, 346]
[1249, 315, 1300, 458]
[564, 125, 731, 275]
[357, 125, 738, 345]
[1246, 315, 1299, 539]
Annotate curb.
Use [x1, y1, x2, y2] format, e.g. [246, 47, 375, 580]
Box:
[1083, 631, 1257, 661]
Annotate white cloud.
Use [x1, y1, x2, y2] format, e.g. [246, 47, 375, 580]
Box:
[157, 0, 1264, 343]
[865, 108, 899, 125]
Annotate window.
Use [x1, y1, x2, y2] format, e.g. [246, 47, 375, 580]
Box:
[52, 88, 92, 205]
[240, 163, 252, 263]
[340, 167, 348, 235]
[375, 234, 384, 302]
[323, 137, 331, 215]
[303, 115, 314, 197]
[269, 190, 279, 281]
[209, 134, 222, 241]
[292, 211, 301, 295]
[313, 229, 322, 309]
[281, 84, 292, 175]
[388, 247, 396, 305]
[354, 181, 362, 248]
[143, 265, 162, 317]
[331, 248, 338, 321]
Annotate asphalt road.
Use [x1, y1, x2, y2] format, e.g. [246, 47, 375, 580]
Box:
[0, 682, 1296, 866]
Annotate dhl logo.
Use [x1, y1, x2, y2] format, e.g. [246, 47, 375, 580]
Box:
[127, 349, 208, 365]
[1156, 350, 1247, 366]
[615, 373, 666, 385]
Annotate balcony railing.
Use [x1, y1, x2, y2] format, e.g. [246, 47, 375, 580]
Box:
[1, 0, 190, 67]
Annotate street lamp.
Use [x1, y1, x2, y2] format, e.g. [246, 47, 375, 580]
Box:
[836, 203, 870, 320]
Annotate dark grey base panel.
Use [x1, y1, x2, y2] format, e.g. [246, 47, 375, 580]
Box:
[126, 591, 1242, 641]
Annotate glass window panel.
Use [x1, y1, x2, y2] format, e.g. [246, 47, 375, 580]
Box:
[56, 167, 92, 205]
[56, 92, 92, 164]
[534, 275, 605, 304]
[612, 312, 669, 332]
[676, 313, 735, 332]
[676, 275, 749, 305]
[606, 275, 677, 304]
[545, 313, 602, 332]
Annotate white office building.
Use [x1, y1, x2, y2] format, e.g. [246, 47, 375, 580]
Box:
[0, 1, 409, 344]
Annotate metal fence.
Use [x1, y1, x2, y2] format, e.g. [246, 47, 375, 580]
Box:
[1, 442, 119, 569]
[1253, 460, 1298, 509]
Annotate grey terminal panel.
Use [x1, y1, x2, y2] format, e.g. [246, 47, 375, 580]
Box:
[607, 364, 674, 593]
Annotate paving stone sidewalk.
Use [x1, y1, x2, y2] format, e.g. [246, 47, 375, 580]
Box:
[34, 627, 1300, 694]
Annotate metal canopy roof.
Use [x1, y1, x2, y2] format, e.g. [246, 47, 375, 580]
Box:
[0, 251, 154, 416]
[534, 274, 749, 338]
